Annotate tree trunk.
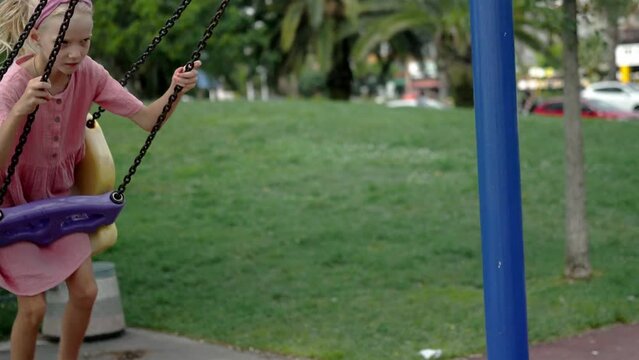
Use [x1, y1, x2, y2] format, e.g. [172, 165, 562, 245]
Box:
[277, 73, 299, 97]
[435, 33, 473, 107]
[604, 9, 619, 81]
[436, 57, 450, 103]
[327, 38, 354, 100]
[562, 0, 591, 280]
[448, 61, 474, 107]
[378, 54, 395, 86]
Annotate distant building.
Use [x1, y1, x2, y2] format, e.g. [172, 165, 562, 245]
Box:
[618, 15, 639, 82]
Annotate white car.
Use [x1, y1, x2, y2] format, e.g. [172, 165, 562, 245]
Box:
[386, 96, 448, 110]
[581, 81, 639, 112]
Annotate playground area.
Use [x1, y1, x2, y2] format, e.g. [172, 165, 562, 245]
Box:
[2, 100, 637, 359]
[1, 1, 639, 359]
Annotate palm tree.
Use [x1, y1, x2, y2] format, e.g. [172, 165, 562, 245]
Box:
[351, 1, 430, 90]
[353, 0, 472, 105]
[277, 0, 361, 99]
[352, 0, 559, 106]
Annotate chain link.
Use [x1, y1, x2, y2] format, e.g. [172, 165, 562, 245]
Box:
[0, 0, 49, 83]
[87, 0, 193, 128]
[115, 0, 231, 198]
[0, 0, 50, 213]
[0, 0, 80, 208]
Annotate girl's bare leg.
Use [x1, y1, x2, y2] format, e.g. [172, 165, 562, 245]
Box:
[11, 293, 46, 360]
[58, 257, 97, 360]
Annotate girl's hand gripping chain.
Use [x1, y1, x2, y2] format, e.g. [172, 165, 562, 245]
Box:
[171, 60, 201, 93]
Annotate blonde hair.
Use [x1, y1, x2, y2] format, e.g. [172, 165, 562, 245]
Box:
[0, 0, 92, 56]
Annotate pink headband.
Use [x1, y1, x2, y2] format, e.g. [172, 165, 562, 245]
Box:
[34, 0, 93, 29]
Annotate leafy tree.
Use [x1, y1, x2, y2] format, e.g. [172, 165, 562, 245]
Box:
[562, 0, 638, 279]
[579, 32, 607, 79]
[92, 0, 202, 97]
[91, 0, 276, 98]
[203, 1, 282, 95]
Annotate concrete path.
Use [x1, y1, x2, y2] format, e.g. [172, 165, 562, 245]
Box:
[2, 323, 638, 359]
[0, 328, 292, 360]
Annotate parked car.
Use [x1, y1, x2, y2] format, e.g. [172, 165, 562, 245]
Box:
[581, 81, 639, 112]
[386, 92, 449, 110]
[530, 98, 639, 121]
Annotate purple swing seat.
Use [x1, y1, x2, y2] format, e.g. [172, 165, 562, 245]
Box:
[0, 192, 124, 247]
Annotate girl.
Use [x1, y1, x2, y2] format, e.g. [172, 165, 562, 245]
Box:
[0, 1, 201, 359]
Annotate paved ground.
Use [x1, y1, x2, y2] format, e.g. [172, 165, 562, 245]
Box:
[0, 328, 294, 360]
[463, 323, 639, 360]
[1, 324, 638, 359]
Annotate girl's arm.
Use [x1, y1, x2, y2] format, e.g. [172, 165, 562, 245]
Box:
[0, 78, 51, 169]
[0, 111, 25, 169]
[129, 61, 201, 132]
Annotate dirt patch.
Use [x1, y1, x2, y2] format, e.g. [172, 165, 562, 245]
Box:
[82, 349, 147, 360]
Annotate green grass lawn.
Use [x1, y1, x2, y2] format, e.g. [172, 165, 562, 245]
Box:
[3, 100, 639, 359]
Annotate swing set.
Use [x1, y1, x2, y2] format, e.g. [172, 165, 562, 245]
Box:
[0, 1, 532, 357]
[0, 0, 231, 253]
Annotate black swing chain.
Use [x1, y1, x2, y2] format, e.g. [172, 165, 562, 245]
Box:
[86, 0, 193, 129]
[0, 0, 80, 211]
[112, 0, 231, 201]
[0, 0, 49, 83]
[0, 0, 195, 210]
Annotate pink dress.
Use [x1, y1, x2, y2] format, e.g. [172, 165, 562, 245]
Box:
[0, 55, 143, 296]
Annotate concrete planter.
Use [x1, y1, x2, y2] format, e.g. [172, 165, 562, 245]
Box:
[42, 261, 126, 340]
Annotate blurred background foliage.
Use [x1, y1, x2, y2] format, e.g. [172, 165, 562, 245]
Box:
[2, 0, 638, 105]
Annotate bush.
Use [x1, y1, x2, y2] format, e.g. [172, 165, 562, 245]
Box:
[299, 69, 326, 98]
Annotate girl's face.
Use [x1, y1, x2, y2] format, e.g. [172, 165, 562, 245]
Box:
[32, 9, 93, 76]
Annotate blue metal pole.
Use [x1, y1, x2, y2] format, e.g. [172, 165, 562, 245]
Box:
[468, 1, 530, 359]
